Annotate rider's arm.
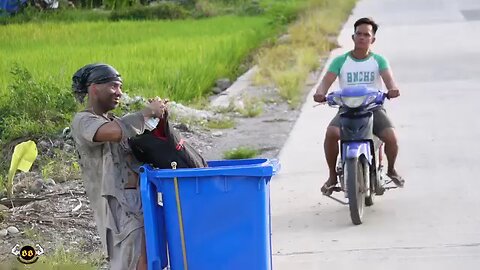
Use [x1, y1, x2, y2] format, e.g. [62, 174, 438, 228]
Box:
[374, 53, 400, 94]
[380, 68, 401, 99]
[380, 68, 399, 91]
[315, 54, 346, 95]
[314, 71, 337, 95]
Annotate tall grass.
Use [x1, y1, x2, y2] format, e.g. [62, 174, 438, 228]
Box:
[223, 146, 259, 159]
[254, 0, 356, 107]
[0, 1, 320, 193]
[0, 15, 277, 102]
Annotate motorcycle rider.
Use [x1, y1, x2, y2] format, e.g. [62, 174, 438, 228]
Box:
[313, 17, 404, 195]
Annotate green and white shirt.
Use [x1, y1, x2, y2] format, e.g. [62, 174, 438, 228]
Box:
[328, 51, 389, 91]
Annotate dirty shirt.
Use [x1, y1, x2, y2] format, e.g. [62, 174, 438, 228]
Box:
[71, 111, 145, 256]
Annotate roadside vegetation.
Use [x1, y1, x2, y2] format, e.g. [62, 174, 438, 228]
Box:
[223, 146, 259, 159]
[0, 0, 356, 193]
[0, 0, 357, 266]
[254, 0, 356, 107]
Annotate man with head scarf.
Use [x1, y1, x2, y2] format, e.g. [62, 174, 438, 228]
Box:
[71, 63, 166, 270]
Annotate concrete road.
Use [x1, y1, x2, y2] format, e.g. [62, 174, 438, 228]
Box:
[271, 0, 480, 269]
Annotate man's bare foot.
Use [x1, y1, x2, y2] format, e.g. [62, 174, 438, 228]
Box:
[387, 169, 405, 188]
[321, 176, 338, 195]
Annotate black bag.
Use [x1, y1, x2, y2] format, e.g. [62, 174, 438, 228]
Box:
[128, 116, 208, 169]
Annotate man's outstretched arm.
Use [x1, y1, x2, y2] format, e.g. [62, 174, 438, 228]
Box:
[380, 68, 400, 99]
[93, 100, 167, 143]
[313, 72, 338, 102]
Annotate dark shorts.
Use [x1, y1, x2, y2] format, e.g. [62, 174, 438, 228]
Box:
[329, 107, 393, 136]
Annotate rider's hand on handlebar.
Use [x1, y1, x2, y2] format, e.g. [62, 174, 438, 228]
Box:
[313, 92, 327, 103]
[386, 89, 400, 99]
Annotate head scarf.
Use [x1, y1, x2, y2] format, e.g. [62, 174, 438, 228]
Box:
[72, 63, 122, 103]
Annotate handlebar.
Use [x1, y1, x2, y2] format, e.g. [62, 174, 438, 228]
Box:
[325, 87, 387, 108]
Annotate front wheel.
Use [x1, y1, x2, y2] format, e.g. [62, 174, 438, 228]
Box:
[345, 158, 365, 225]
[365, 159, 375, 206]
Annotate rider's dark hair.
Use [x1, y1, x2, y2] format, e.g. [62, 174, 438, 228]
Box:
[354, 17, 378, 35]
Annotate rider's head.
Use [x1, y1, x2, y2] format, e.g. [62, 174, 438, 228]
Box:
[352, 17, 378, 50]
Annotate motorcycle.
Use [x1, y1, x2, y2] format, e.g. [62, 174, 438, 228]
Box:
[324, 86, 399, 225]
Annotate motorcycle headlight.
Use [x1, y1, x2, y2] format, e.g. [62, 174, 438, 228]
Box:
[365, 94, 376, 105]
[341, 96, 366, 108]
[332, 96, 343, 106]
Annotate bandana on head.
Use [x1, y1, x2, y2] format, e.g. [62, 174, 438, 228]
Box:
[72, 63, 122, 102]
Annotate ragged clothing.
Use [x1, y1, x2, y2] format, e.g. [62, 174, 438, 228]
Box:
[71, 110, 146, 267]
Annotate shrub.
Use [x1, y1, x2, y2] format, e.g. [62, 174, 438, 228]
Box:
[0, 65, 77, 144]
[264, 1, 304, 25]
[237, 0, 265, 16]
[0, 6, 110, 25]
[110, 2, 189, 21]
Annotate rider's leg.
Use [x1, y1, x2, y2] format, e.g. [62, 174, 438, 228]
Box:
[373, 108, 404, 185]
[324, 125, 340, 183]
[321, 119, 340, 195]
[378, 127, 399, 176]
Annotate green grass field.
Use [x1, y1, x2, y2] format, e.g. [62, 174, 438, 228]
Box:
[0, 15, 278, 101]
[0, 0, 308, 155]
[0, 0, 357, 201]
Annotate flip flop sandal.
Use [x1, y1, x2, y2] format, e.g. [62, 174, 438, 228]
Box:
[321, 182, 339, 196]
[387, 174, 405, 188]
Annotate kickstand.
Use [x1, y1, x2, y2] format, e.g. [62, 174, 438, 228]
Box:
[384, 180, 399, 190]
[324, 194, 349, 205]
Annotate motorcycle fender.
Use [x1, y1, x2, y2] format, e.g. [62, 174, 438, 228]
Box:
[343, 142, 372, 165]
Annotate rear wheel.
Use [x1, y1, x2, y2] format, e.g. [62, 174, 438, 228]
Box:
[345, 158, 365, 225]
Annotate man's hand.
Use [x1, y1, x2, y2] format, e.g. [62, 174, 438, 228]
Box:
[144, 97, 168, 118]
[313, 92, 327, 103]
[387, 89, 400, 99]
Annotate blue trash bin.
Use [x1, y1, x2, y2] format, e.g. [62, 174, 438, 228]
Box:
[140, 158, 280, 270]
